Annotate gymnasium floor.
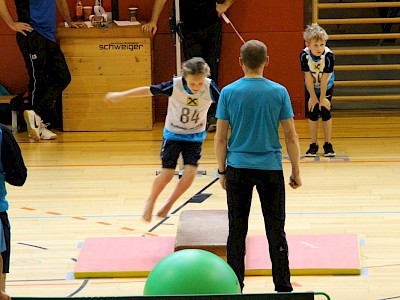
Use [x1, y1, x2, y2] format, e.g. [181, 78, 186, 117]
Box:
[5, 111, 400, 299]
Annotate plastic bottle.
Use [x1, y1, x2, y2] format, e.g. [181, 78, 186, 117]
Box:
[75, 0, 84, 21]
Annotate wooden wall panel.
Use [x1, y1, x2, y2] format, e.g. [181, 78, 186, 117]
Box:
[59, 27, 153, 131]
[65, 75, 151, 93]
[62, 111, 153, 131]
[62, 95, 151, 113]
[65, 57, 151, 76]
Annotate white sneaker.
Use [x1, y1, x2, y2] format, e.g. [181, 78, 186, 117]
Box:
[23, 110, 41, 142]
[39, 124, 57, 140]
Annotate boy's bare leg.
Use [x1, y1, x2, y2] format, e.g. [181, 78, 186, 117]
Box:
[157, 165, 197, 218]
[322, 118, 332, 143]
[308, 119, 319, 144]
[0, 258, 9, 300]
[143, 168, 175, 222]
[0, 272, 5, 293]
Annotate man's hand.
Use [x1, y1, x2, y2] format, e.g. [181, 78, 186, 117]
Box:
[216, 3, 229, 16]
[289, 174, 302, 189]
[142, 22, 157, 36]
[218, 174, 226, 190]
[10, 21, 32, 36]
[319, 97, 331, 110]
[69, 21, 87, 28]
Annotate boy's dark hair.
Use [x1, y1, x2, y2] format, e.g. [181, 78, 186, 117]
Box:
[240, 40, 267, 70]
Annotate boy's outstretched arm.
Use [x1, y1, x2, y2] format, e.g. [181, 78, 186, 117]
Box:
[104, 87, 153, 104]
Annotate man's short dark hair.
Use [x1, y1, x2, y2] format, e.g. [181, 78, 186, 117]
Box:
[240, 40, 267, 70]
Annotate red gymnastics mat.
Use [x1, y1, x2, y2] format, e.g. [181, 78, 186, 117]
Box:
[74, 234, 361, 278]
[245, 234, 361, 275]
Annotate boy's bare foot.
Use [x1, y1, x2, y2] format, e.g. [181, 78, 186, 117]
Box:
[142, 201, 155, 222]
[156, 203, 172, 219]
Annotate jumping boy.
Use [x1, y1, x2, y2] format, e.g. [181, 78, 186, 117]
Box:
[105, 57, 219, 222]
[301, 23, 335, 157]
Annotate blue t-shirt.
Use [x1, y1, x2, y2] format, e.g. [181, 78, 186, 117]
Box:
[216, 77, 294, 170]
[15, 0, 57, 42]
[31, 0, 57, 42]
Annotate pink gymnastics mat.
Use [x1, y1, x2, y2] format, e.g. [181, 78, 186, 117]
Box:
[74, 234, 361, 278]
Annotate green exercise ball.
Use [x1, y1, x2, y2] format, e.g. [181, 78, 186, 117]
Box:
[143, 249, 241, 295]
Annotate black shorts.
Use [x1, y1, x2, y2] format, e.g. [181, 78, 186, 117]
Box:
[0, 211, 11, 273]
[160, 139, 202, 169]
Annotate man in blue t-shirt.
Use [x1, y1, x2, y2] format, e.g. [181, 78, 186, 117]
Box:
[214, 40, 302, 293]
[0, 0, 85, 141]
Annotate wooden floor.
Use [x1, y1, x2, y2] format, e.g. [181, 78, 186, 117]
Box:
[5, 112, 400, 299]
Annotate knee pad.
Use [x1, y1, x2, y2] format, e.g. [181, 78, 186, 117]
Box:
[320, 107, 332, 121]
[309, 106, 320, 121]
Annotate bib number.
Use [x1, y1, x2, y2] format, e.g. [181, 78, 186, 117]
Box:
[180, 108, 200, 124]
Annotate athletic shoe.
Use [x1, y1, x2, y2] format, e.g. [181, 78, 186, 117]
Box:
[23, 110, 41, 142]
[305, 143, 319, 157]
[207, 116, 217, 132]
[323, 142, 335, 157]
[40, 123, 57, 140]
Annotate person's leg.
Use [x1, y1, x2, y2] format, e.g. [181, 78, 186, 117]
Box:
[308, 119, 319, 144]
[322, 118, 332, 143]
[0, 212, 10, 293]
[17, 31, 46, 141]
[321, 88, 335, 156]
[201, 22, 222, 85]
[225, 167, 254, 292]
[0, 223, 5, 292]
[201, 22, 222, 132]
[256, 170, 292, 292]
[143, 139, 181, 222]
[16, 31, 51, 121]
[45, 41, 72, 130]
[157, 140, 202, 218]
[156, 164, 197, 218]
[182, 30, 203, 60]
[305, 90, 319, 156]
[143, 168, 175, 222]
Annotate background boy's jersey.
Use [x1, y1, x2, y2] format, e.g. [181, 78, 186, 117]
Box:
[300, 46, 335, 91]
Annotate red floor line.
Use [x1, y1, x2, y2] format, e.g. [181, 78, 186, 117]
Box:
[24, 159, 400, 168]
[96, 222, 112, 225]
[46, 212, 62, 215]
[19, 208, 138, 232]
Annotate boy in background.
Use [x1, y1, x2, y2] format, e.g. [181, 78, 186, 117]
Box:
[300, 23, 335, 157]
